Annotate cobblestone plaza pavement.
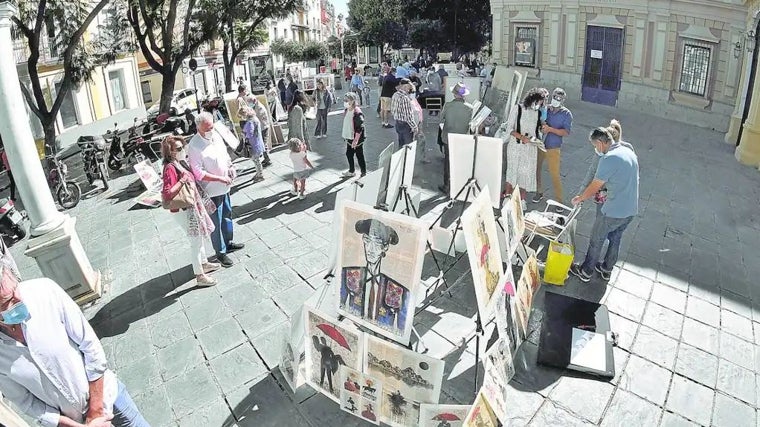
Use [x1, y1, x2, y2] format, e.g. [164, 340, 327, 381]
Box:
[7, 92, 760, 426]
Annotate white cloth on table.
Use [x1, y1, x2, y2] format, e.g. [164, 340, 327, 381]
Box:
[504, 104, 539, 192]
[0, 279, 118, 427]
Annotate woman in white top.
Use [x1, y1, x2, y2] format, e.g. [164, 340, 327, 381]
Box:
[502, 88, 546, 209]
[341, 92, 367, 178]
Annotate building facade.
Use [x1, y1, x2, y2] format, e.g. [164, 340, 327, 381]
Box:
[729, 0, 760, 167]
[490, 0, 748, 133]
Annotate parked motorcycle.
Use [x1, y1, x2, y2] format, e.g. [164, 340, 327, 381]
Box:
[45, 145, 81, 209]
[0, 198, 26, 241]
[77, 135, 109, 190]
[107, 118, 159, 171]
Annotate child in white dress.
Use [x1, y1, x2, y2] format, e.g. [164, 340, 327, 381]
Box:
[289, 138, 314, 199]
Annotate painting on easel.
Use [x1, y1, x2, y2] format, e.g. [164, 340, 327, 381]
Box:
[461, 188, 505, 320]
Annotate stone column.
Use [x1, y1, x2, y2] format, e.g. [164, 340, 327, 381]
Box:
[735, 46, 760, 167]
[0, 0, 100, 304]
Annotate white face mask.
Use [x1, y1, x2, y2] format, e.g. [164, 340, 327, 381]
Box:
[550, 99, 562, 108]
[594, 147, 604, 157]
[344, 102, 351, 109]
[176, 149, 187, 161]
[531, 104, 540, 111]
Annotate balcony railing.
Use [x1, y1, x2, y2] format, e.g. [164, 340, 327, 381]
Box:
[13, 37, 61, 65]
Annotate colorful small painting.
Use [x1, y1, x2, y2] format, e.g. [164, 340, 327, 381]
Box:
[418, 404, 470, 427]
[339, 366, 382, 425]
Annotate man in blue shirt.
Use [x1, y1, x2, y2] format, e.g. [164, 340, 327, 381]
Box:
[570, 127, 639, 282]
[534, 88, 572, 205]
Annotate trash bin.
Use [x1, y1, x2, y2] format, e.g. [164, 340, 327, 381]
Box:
[543, 241, 574, 286]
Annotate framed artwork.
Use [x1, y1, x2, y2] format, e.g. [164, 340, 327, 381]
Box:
[376, 141, 395, 206]
[524, 254, 540, 295]
[339, 366, 382, 425]
[303, 77, 317, 91]
[514, 38, 536, 66]
[461, 188, 505, 320]
[279, 335, 303, 393]
[337, 201, 428, 344]
[303, 308, 364, 402]
[480, 336, 514, 425]
[363, 335, 445, 427]
[514, 256, 538, 340]
[463, 391, 499, 427]
[418, 404, 470, 427]
[510, 186, 526, 237]
[494, 288, 523, 356]
[500, 187, 525, 260]
[448, 134, 504, 209]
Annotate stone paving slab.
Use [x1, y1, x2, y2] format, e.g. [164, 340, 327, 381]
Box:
[6, 89, 760, 426]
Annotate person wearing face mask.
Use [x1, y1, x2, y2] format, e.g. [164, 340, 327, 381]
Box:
[161, 136, 220, 285]
[0, 265, 149, 427]
[341, 92, 367, 178]
[570, 127, 639, 283]
[438, 82, 473, 193]
[501, 87, 544, 211]
[533, 87, 572, 205]
[188, 112, 244, 268]
[390, 78, 418, 148]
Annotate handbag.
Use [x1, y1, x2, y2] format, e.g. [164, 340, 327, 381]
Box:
[162, 163, 195, 210]
[304, 106, 317, 120]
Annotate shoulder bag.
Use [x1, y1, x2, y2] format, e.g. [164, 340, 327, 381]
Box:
[162, 163, 195, 210]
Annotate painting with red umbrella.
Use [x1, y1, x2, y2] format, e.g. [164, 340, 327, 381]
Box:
[303, 307, 364, 402]
[418, 404, 470, 427]
[462, 188, 506, 321]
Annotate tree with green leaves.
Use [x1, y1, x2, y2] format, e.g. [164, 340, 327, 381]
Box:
[326, 35, 358, 60]
[12, 0, 127, 149]
[270, 39, 327, 69]
[346, 0, 407, 54]
[127, 0, 219, 114]
[211, 0, 300, 92]
[406, 0, 490, 59]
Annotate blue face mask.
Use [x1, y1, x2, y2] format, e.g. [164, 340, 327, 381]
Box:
[1, 301, 30, 325]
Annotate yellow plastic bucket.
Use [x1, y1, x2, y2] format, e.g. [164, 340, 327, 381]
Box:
[543, 241, 574, 286]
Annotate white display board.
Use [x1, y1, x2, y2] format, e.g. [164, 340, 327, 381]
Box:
[448, 134, 503, 209]
[384, 141, 417, 209]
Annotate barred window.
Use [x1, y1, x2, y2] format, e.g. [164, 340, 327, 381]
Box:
[679, 42, 711, 96]
[514, 26, 538, 67]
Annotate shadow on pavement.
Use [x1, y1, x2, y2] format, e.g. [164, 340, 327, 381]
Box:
[234, 181, 343, 224]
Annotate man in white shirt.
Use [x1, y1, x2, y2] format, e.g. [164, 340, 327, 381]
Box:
[0, 266, 148, 427]
[188, 112, 245, 267]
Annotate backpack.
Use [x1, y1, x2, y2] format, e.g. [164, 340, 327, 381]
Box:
[515, 105, 541, 138]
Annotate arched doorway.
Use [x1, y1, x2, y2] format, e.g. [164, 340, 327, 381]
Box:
[737, 17, 760, 146]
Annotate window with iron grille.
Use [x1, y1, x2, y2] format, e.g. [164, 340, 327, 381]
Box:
[514, 26, 538, 67]
[141, 81, 152, 104]
[679, 42, 711, 96]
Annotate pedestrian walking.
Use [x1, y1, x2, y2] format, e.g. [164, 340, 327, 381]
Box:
[287, 90, 312, 150]
[0, 268, 149, 426]
[502, 87, 545, 210]
[248, 90, 273, 167]
[242, 114, 266, 183]
[188, 112, 245, 268]
[438, 82, 474, 193]
[289, 138, 315, 200]
[161, 136, 220, 286]
[313, 79, 332, 139]
[380, 67, 398, 128]
[277, 78, 287, 106]
[390, 78, 418, 148]
[350, 69, 365, 105]
[534, 87, 572, 205]
[341, 92, 367, 178]
[570, 127, 639, 282]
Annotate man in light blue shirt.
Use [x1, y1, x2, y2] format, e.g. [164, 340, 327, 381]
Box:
[570, 127, 639, 282]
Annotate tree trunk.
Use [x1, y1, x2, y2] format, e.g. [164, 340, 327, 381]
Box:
[223, 42, 234, 93]
[159, 71, 177, 114]
[42, 119, 57, 155]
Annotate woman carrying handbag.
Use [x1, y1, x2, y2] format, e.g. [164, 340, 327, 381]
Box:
[161, 136, 220, 286]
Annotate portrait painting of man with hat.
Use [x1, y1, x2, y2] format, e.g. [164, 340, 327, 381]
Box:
[337, 201, 428, 344]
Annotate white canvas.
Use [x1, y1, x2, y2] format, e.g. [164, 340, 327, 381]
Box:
[499, 187, 526, 260]
[447, 134, 503, 209]
[213, 121, 238, 150]
[385, 141, 417, 209]
[337, 201, 428, 344]
[303, 308, 364, 403]
[363, 335, 445, 427]
[377, 142, 395, 206]
[133, 160, 162, 207]
[339, 366, 382, 425]
[418, 404, 470, 427]
[461, 188, 505, 321]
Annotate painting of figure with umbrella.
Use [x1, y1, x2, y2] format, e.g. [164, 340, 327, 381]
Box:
[419, 404, 470, 427]
[338, 201, 428, 344]
[303, 308, 363, 402]
[463, 391, 499, 427]
[364, 335, 445, 427]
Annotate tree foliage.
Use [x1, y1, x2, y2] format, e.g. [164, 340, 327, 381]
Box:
[270, 39, 327, 63]
[127, 0, 219, 113]
[13, 0, 123, 148]
[326, 35, 358, 59]
[346, 0, 407, 51]
[210, 0, 299, 91]
[406, 0, 490, 58]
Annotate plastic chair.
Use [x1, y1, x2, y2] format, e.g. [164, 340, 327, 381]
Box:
[426, 97, 443, 115]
